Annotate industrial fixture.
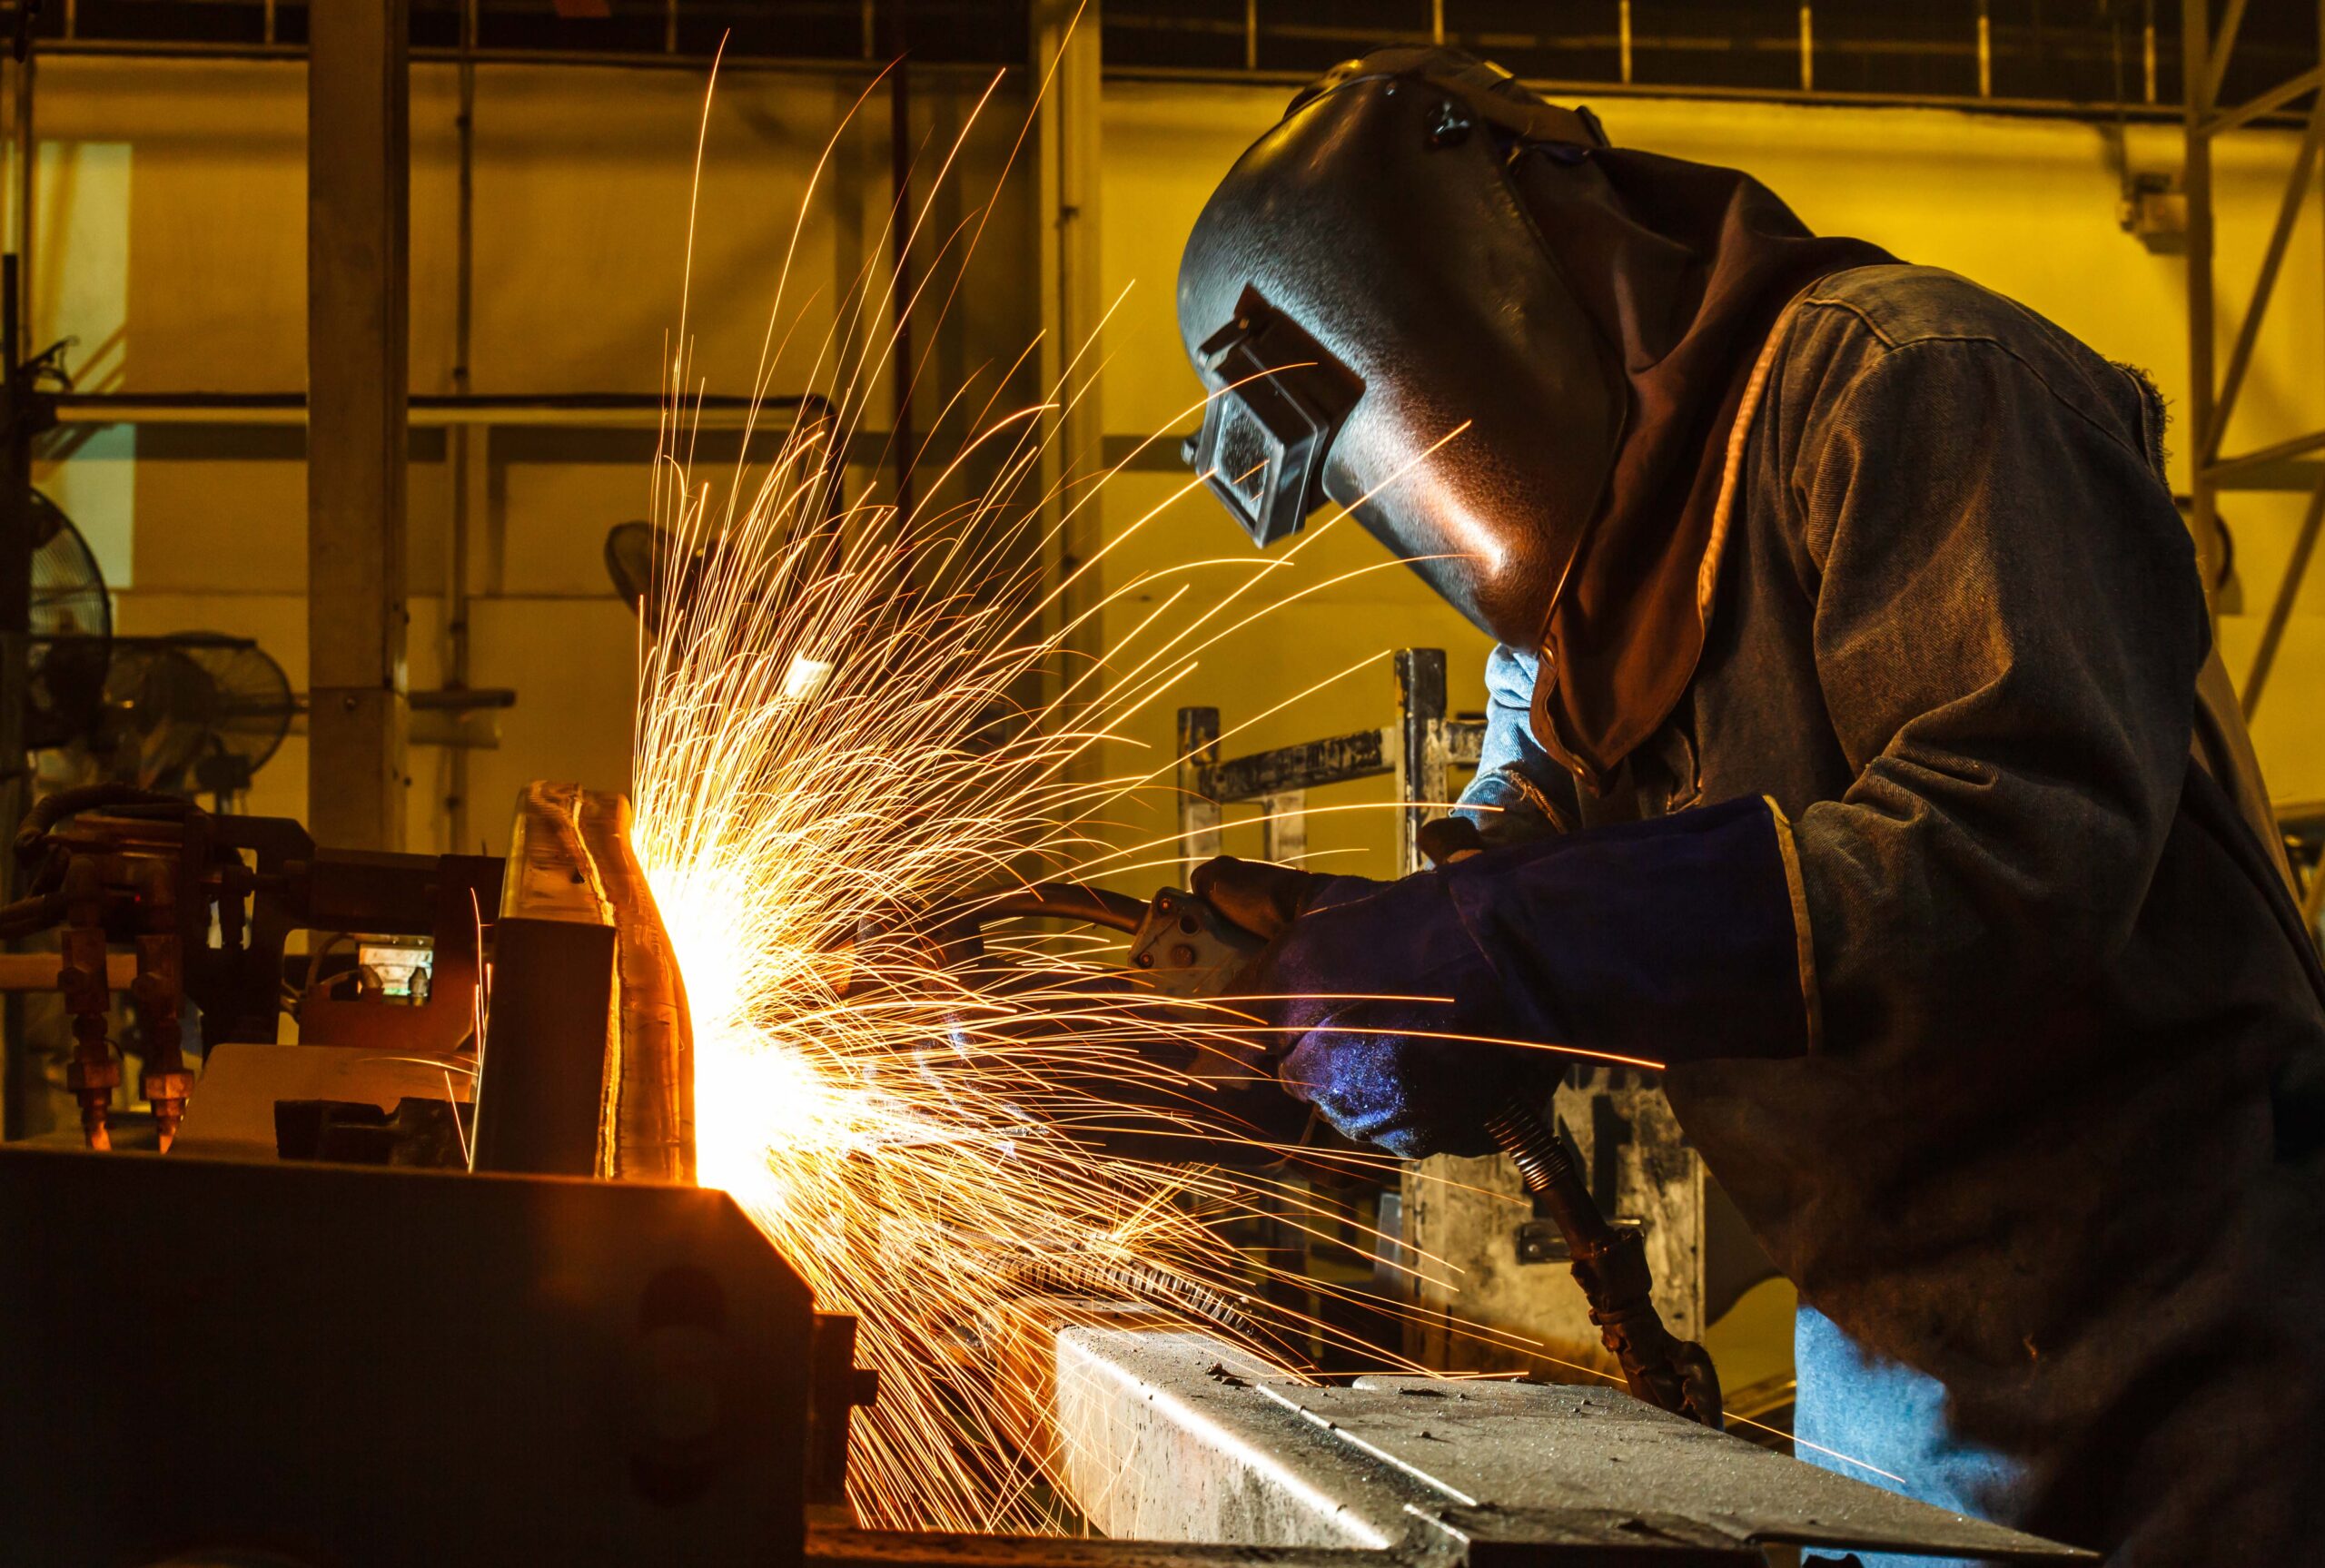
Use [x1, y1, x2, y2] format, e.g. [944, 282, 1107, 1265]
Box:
[0, 781, 2091, 1564]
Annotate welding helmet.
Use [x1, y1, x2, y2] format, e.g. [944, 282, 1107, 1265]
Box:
[1176, 49, 1621, 648]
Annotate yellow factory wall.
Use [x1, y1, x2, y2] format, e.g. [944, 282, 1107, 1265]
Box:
[25, 56, 2323, 867]
[1092, 83, 2325, 876]
[29, 54, 1031, 853]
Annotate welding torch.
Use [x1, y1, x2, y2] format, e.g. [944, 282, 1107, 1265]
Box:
[1406, 815, 1723, 1427]
[931, 835, 1723, 1428]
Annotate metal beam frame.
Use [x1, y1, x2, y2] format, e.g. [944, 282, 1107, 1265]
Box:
[1033, 0, 1103, 781]
[2182, 0, 2325, 723]
[306, 0, 412, 851]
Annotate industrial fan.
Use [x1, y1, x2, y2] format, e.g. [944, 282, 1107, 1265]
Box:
[23, 487, 114, 751]
[92, 636, 295, 806]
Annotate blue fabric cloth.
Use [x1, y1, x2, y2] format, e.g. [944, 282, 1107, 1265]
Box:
[1455, 646, 1569, 841]
[1793, 1306, 2030, 1568]
[1252, 794, 1810, 1158]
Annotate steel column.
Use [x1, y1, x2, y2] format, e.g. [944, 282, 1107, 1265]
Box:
[1033, 0, 1103, 777]
[0, 256, 28, 1140]
[2182, 0, 2223, 599]
[306, 0, 412, 851]
[446, 0, 478, 853]
[1175, 705, 1221, 883]
[1392, 648, 1446, 879]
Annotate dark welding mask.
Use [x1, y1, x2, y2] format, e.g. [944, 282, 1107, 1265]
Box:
[1177, 49, 1621, 648]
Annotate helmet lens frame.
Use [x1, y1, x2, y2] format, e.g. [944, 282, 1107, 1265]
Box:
[1188, 289, 1365, 547]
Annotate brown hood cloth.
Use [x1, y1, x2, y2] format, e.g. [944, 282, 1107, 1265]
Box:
[1502, 143, 1892, 791]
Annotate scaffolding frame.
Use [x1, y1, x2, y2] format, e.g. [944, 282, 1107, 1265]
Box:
[2182, 0, 2325, 723]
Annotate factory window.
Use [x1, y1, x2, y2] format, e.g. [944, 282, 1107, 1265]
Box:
[17, 1, 2322, 118]
[1622, 0, 1801, 93]
[1439, 1, 1624, 85]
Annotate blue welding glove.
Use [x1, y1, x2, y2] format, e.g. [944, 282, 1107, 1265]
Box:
[1196, 794, 1815, 1159]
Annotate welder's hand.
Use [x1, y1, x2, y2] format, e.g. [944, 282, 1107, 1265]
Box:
[1202, 798, 1819, 1161]
[1228, 867, 1556, 1160]
[1190, 856, 1546, 1159]
[1189, 855, 1361, 942]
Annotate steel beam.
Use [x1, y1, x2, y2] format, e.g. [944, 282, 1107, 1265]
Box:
[1034, 0, 1104, 779]
[306, 0, 411, 851]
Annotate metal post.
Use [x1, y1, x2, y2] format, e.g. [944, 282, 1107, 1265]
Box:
[1393, 648, 1446, 879]
[1977, 0, 1993, 99]
[1261, 790, 1306, 864]
[1033, 0, 1103, 774]
[2182, 0, 2223, 605]
[2142, 0, 2157, 104]
[885, 8, 915, 519]
[447, 0, 478, 853]
[12, 46, 30, 347]
[306, 0, 412, 852]
[1176, 706, 1221, 883]
[1618, 0, 1633, 86]
[1797, 3, 1814, 95]
[0, 255, 28, 1141]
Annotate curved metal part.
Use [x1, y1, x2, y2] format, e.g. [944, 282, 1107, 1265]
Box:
[472, 781, 694, 1183]
[580, 789, 697, 1185]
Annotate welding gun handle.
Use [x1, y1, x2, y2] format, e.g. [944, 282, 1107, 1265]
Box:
[1482, 1103, 1725, 1430]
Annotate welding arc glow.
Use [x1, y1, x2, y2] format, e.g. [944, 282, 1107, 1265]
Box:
[627, 43, 1850, 1533]
[628, 53, 1455, 1532]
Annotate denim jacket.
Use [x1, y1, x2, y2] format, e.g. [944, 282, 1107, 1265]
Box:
[1459, 265, 2325, 1565]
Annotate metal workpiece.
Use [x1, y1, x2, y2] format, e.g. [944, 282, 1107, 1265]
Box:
[471, 782, 695, 1183]
[808, 1525, 1389, 1568]
[1044, 1326, 2092, 1565]
[0, 1144, 816, 1568]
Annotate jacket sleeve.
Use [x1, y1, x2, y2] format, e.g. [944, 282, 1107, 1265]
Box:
[1786, 337, 2209, 1054]
[1261, 794, 1815, 1157]
[1456, 645, 1575, 841]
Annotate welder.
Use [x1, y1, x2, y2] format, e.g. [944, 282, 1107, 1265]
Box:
[1174, 47, 2325, 1568]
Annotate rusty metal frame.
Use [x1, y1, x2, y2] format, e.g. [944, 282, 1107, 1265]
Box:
[2182, 0, 2325, 720]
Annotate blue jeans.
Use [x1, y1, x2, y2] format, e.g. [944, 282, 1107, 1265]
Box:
[1793, 1307, 2030, 1568]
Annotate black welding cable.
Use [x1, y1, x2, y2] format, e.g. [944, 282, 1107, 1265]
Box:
[975, 882, 1150, 934]
[0, 889, 64, 937]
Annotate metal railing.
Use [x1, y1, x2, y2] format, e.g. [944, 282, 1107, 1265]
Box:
[1175, 647, 1485, 884]
[2181, 0, 2325, 724]
[28, 2, 2315, 126]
